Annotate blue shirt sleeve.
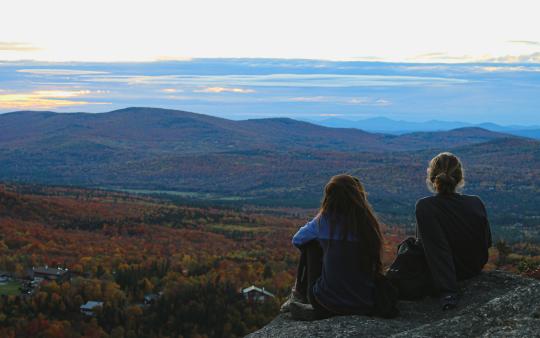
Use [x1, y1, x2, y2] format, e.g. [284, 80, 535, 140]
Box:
[292, 217, 319, 247]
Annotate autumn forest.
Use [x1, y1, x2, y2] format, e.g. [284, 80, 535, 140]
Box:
[1, 108, 540, 337]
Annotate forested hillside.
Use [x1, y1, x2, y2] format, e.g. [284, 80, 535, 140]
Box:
[0, 185, 306, 337]
[0, 108, 539, 337]
[1, 108, 539, 243]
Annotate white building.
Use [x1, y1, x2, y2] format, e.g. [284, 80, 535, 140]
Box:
[80, 301, 103, 316]
[241, 285, 275, 303]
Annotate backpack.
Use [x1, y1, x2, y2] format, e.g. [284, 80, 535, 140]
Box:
[386, 237, 433, 300]
[372, 272, 399, 318]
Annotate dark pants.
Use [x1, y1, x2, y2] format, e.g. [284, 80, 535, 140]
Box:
[294, 241, 334, 319]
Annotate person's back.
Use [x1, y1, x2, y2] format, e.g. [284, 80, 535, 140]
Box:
[415, 152, 492, 309]
[288, 174, 384, 319]
[293, 215, 375, 314]
[416, 193, 491, 281]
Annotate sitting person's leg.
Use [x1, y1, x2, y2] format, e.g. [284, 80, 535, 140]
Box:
[304, 240, 322, 303]
[291, 240, 333, 320]
[305, 241, 333, 319]
[416, 205, 459, 309]
[292, 242, 308, 301]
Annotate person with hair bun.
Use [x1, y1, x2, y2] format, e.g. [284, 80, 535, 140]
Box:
[416, 152, 492, 310]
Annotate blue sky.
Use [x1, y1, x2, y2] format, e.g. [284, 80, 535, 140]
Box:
[1, 1, 539, 124]
[1, 59, 539, 125]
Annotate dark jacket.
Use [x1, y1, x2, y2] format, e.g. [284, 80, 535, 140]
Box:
[416, 193, 492, 295]
[292, 215, 374, 314]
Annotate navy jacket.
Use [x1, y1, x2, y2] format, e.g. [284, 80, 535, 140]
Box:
[292, 214, 374, 314]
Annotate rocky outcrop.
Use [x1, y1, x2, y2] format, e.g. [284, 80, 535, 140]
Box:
[247, 271, 540, 338]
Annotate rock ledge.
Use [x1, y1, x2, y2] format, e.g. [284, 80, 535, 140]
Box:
[246, 271, 540, 338]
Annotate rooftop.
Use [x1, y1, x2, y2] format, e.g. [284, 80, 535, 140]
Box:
[33, 266, 68, 275]
[80, 301, 103, 310]
[242, 285, 275, 298]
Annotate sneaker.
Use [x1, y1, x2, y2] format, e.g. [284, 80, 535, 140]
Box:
[289, 301, 316, 321]
[280, 289, 307, 313]
[441, 294, 459, 311]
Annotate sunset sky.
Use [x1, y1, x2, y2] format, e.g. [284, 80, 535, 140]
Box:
[1, 0, 539, 124]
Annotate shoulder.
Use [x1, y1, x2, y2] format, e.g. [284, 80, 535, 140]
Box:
[415, 196, 436, 210]
[461, 194, 487, 211]
[460, 194, 483, 202]
[458, 193, 484, 204]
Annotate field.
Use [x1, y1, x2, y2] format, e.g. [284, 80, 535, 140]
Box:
[0, 280, 21, 296]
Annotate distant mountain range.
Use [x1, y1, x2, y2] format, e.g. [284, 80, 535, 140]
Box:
[310, 117, 540, 139]
[0, 107, 539, 220]
[0, 107, 514, 155]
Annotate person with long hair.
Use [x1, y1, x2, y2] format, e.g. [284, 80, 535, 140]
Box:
[283, 174, 384, 320]
[416, 152, 492, 310]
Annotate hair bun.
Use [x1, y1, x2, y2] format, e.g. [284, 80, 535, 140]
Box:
[427, 152, 464, 194]
[435, 172, 456, 184]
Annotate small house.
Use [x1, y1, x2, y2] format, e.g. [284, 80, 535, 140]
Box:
[242, 285, 275, 303]
[31, 266, 70, 282]
[144, 293, 160, 305]
[80, 301, 103, 316]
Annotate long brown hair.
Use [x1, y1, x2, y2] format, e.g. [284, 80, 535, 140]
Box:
[318, 174, 383, 273]
[426, 152, 464, 194]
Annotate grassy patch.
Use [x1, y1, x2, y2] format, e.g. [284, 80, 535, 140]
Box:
[105, 188, 249, 201]
[207, 224, 270, 238]
[0, 280, 21, 296]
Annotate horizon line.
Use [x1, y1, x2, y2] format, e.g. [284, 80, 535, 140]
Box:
[2, 106, 539, 128]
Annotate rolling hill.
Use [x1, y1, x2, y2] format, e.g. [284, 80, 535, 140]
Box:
[313, 116, 540, 139]
[0, 107, 538, 234]
[0, 107, 510, 154]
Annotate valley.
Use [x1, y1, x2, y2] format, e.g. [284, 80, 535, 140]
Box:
[0, 107, 539, 337]
[1, 107, 539, 241]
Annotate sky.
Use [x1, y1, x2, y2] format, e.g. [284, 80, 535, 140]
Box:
[1, 0, 539, 124]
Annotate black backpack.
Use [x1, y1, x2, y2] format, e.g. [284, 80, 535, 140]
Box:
[386, 237, 434, 300]
[372, 272, 399, 318]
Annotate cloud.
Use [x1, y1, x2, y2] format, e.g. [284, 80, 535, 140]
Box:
[194, 87, 255, 93]
[347, 98, 369, 104]
[288, 96, 391, 106]
[412, 51, 540, 63]
[161, 88, 184, 93]
[84, 73, 467, 88]
[154, 56, 193, 62]
[87, 75, 181, 85]
[0, 42, 40, 52]
[374, 99, 391, 106]
[476, 66, 540, 73]
[164, 95, 192, 100]
[508, 40, 540, 46]
[0, 90, 109, 109]
[288, 96, 328, 102]
[347, 98, 391, 106]
[17, 69, 109, 75]
[488, 52, 540, 63]
[411, 52, 485, 63]
[319, 113, 343, 117]
[397, 65, 451, 71]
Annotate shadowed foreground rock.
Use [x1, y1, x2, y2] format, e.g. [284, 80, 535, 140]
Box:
[246, 271, 540, 338]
